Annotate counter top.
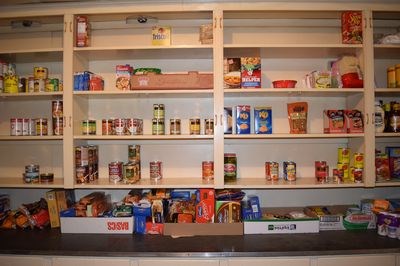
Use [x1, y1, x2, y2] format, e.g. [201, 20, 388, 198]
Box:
[0, 229, 399, 257]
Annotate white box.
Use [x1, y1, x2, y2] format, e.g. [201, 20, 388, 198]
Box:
[60, 217, 134, 234]
[244, 219, 319, 234]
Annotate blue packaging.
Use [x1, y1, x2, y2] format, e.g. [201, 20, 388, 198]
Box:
[236, 105, 251, 134]
[241, 195, 261, 220]
[254, 107, 272, 134]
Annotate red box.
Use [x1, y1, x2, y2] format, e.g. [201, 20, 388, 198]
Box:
[323, 110, 346, 133]
[344, 110, 364, 133]
[341, 11, 363, 44]
[196, 189, 215, 223]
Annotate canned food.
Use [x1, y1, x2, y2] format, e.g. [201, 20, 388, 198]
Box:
[114, 118, 125, 135]
[123, 162, 140, 184]
[204, 118, 214, 135]
[109, 161, 123, 183]
[315, 161, 328, 183]
[338, 148, 350, 164]
[337, 162, 349, 180]
[128, 145, 141, 163]
[75, 166, 88, 184]
[28, 118, 36, 136]
[152, 118, 165, 135]
[224, 153, 237, 182]
[25, 164, 39, 183]
[82, 119, 96, 135]
[102, 119, 113, 135]
[283, 161, 296, 181]
[396, 64, 400, 88]
[34, 78, 45, 92]
[53, 117, 63, 136]
[28, 77, 34, 92]
[150, 161, 162, 180]
[35, 118, 48, 136]
[265, 161, 279, 181]
[353, 153, 364, 169]
[40, 173, 54, 183]
[153, 104, 165, 119]
[45, 78, 59, 92]
[19, 77, 27, 93]
[22, 118, 29, 136]
[4, 75, 18, 93]
[0, 75, 3, 93]
[354, 168, 363, 183]
[387, 66, 396, 88]
[190, 118, 201, 135]
[52, 100, 63, 118]
[10, 118, 18, 136]
[126, 118, 143, 135]
[202, 161, 214, 181]
[34, 67, 48, 80]
[170, 118, 181, 135]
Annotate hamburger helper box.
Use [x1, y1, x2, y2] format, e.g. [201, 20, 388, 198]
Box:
[244, 207, 319, 234]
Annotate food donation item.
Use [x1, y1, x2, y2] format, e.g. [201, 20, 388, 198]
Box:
[287, 102, 308, 134]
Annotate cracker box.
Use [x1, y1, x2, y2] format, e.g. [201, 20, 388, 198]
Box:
[116, 64, 133, 90]
[386, 147, 400, 179]
[323, 110, 346, 133]
[254, 107, 272, 134]
[195, 189, 215, 223]
[375, 152, 390, 181]
[236, 105, 251, 134]
[344, 109, 364, 133]
[152, 26, 171, 46]
[224, 58, 241, 88]
[224, 107, 233, 134]
[341, 11, 363, 44]
[241, 57, 261, 88]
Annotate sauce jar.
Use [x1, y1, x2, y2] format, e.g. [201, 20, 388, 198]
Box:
[204, 118, 214, 135]
[224, 153, 237, 182]
[170, 118, 181, 135]
[190, 118, 201, 135]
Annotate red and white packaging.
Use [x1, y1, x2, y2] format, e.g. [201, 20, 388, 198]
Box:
[196, 189, 215, 223]
[323, 110, 346, 133]
[344, 109, 364, 133]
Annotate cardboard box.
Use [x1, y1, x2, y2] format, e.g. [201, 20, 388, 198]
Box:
[46, 189, 75, 228]
[244, 207, 319, 234]
[60, 216, 134, 234]
[152, 26, 171, 46]
[241, 57, 261, 88]
[163, 223, 243, 236]
[323, 110, 346, 133]
[224, 58, 241, 88]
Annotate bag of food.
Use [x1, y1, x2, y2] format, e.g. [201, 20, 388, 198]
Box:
[287, 102, 308, 134]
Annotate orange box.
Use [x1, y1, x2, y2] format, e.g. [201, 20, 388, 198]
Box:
[196, 189, 215, 223]
[131, 71, 213, 90]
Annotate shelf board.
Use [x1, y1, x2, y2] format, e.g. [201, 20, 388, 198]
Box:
[0, 92, 63, 100]
[74, 134, 213, 140]
[374, 45, 400, 59]
[0, 136, 63, 141]
[375, 132, 400, 138]
[375, 179, 400, 187]
[73, 89, 213, 99]
[225, 133, 364, 139]
[74, 45, 213, 51]
[0, 49, 63, 63]
[375, 88, 400, 97]
[224, 88, 363, 97]
[224, 44, 362, 48]
[0, 177, 64, 188]
[73, 177, 214, 189]
[224, 178, 364, 189]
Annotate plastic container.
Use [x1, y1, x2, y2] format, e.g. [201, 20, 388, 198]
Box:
[272, 80, 297, 88]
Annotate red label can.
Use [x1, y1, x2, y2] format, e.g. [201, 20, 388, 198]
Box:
[315, 161, 328, 183]
[202, 161, 214, 181]
[109, 161, 123, 183]
[265, 162, 279, 181]
[150, 161, 162, 180]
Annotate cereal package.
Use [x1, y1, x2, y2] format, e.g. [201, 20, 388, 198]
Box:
[287, 102, 308, 134]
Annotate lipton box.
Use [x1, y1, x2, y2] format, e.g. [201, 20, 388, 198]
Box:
[244, 207, 319, 234]
[60, 213, 134, 234]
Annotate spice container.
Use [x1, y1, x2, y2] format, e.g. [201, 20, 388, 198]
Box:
[170, 118, 181, 135]
[152, 118, 165, 135]
[204, 118, 214, 135]
[224, 153, 237, 182]
[190, 118, 201, 135]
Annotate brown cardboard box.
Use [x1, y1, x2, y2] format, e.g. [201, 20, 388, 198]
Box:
[163, 223, 243, 236]
[46, 189, 75, 228]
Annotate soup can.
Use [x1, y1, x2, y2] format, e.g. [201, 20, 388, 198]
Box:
[34, 78, 45, 92]
[153, 104, 165, 119]
[52, 100, 63, 118]
[354, 168, 363, 183]
[35, 118, 48, 136]
[34, 67, 48, 80]
[204, 118, 214, 135]
[338, 148, 350, 164]
[150, 161, 162, 180]
[126, 118, 143, 135]
[128, 145, 141, 163]
[53, 117, 63, 136]
[25, 164, 40, 183]
[4, 75, 18, 93]
[123, 162, 140, 184]
[114, 118, 125, 135]
[265, 161, 279, 181]
[102, 119, 114, 135]
[152, 118, 164, 135]
[202, 161, 214, 181]
[22, 118, 29, 136]
[28, 77, 34, 92]
[332, 168, 343, 183]
[353, 153, 364, 169]
[315, 161, 328, 183]
[28, 118, 36, 136]
[170, 118, 181, 135]
[283, 161, 296, 181]
[109, 161, 123, 183]
[190, 118, 201, 135]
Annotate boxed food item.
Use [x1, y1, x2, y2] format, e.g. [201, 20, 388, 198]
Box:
[152, 26, 171, 46]
[195, 189, 215, 223]
[341, 11, 363, 44]
[241, 57, 261, 88]
[386, 147, 400, 178]
[244, 207, 319, 234]
[116, 64, 133, 90]
[215, 201, 241, 223]
[236, 105, 251, 134]
[224, 107, 233, 134]
[375, 152, 390, 181]
[224, 58, 241, 88]
[241, 195, 262, 220]
[60, 215, 134, 234]
[344, 109, 364, 133]
[131, 71, 213, 90]
[199, 24, 213, 44]
[163, 222, 243, 236]
[287, 102, 308, 134]
[323, 110, 346, 133]
[46, 189, 75, 228]
[76, 16, 90, 47]
[254, 107, 272, 134]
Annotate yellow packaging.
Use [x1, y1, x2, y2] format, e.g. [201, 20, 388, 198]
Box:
[4, 75, 18, 93]
[338, 148, 350, 164]
[396, 64, 400, 88]
[353, 152, 364, 169]
[387, 66, 396, 88]
[46, 190, 60, 228]
[337, 162, 350, 181]
[152, 26, 171, 46]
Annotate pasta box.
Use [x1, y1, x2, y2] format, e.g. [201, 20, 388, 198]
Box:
[244, 207, 319, 234]
[236, 105, 251, 134]
[241, 57, 261, 88]
[254, 107, 272, 134]
[386, 147, 400, 179]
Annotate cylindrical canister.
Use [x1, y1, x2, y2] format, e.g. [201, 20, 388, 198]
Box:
[190, 118, 201, 135]
[204, 118, 214, 135]
[53, 117, 63, 136]
[150, 161, 162, 180]
[4, 75, 18, 93]
[338, 148, 350, 164]
[128, 145, 141, 163]
[170, 118, 181, 135]
[35, 118, 48, 136]
[283, 161, 296, 181]
[396, 64, 400, 88]
[33, 67, 48, 80]
[24, 164, 39, 183]
[114, 118, 125, 135]
[202, 161, 214, 181]
[265, 161, 279, 181]
[152, 118, 164, 135]
[315, 161, 328, 183]
[353, 153, 364, 169]
[102, 119, 114, 135]
[387, 66, 396, 88]
[109, 161, 123, 183]
[153, 104, 165, 119]
[52, 100, 63, 118]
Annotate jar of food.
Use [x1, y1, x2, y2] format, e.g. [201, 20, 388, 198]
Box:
[152, 118, 165, 135]
[170, 118, 181, 135]
[35, 118, 48, 136]
[190, 118, 201, 135]
[153, 104, 165, 119]
[224, 153, 237, 182]
[204, 118, 214, 135]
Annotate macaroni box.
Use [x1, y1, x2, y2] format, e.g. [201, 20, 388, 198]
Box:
[236, 105, 251, 134]
[254, 107, 272, 134]
[241, 57, 261, 88]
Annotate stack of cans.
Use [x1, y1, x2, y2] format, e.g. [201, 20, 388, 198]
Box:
[152, 104, 165, 135]
[75, 145, 99, 184]
[52, 100, 63, 136]
[125, 145, 141, 184]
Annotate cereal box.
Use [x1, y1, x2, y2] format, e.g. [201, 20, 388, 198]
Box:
[341, 11, 363, 44]
[344, 109, 364, 133]
[224, 58, 241, 88]
[195, 189, 215, 223]
[116, 65, 133, 90]
[323, 110, 346, 133]
[224, 107, 233, 134]
[386, 147, 400, 179]
[254, 107, 272, 134]
[236, 105, 251, 134]
[152, 26, 171, 46]
[241, 57, 261, 88]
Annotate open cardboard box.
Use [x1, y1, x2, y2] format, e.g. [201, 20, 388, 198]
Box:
[244, 207, 319, 234]
[60, 216, 134, 234]
[163, 223, 243, 236]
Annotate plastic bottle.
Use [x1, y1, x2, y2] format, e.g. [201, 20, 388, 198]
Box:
[374, 101, 385, 133]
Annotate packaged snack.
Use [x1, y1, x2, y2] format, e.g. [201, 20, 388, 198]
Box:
[224, 107, 233, 134]
[375, 152, 390, 181]
[254, 107, 272, 134]
[241, 57, 261, 88]
[196, 189, 215, 223]
[341, 11, 363, 44]
[224, 58, 241, 88]
[152, 26, 171, 46]
[312, 71, 331, 88]
[116, 65, 133, 90]
[216, 201, 241, 223]
[386, 147, 400, 179]
[287, 102, 308, 134]
[344, 109, 364, 133]
[236, 105, 251, 134]
[323, 110, 346, 133]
